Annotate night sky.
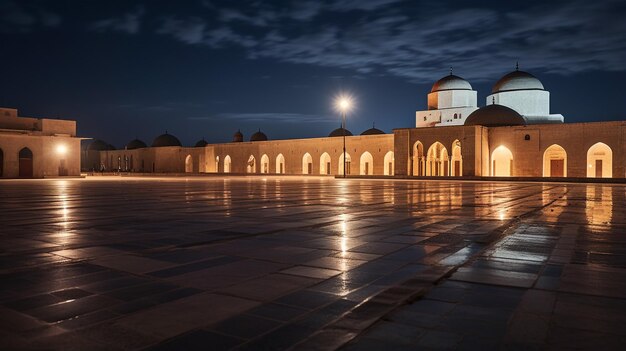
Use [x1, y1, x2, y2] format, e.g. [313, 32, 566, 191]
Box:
[1, 0, 625, 148]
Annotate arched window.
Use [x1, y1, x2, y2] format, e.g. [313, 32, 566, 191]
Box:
[185, 155, 193, 173]
[320, 152, 331, 175]
[275, 154, 285, 174]
[426, 142, 449, 176]
[543, 144, 567, 177]
[383, 151, 394, 176]
[18, 147, 33, 178]
[302, 153, 313, 174]
[359, 151, 373, 175]
[260, 154, 270, 174]
[491, 146, 513, 176]
[247, 155, 256, 173]
[451, 140, 462, 176]
[587, 142, 612, 178]
[412, 141, 425, 176]
[224, 155, 232, 173]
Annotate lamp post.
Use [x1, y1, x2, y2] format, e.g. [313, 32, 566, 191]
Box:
[336, 96, 352, 178]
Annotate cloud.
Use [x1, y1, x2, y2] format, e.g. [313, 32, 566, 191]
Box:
[154, 0, 626, 82]
[0, 0, 62, 32]
[189, 113, 334, 123]
[92, 7, 144, 35]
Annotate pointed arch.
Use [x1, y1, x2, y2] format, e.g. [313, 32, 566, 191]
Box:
[18, 147, 33, 178]
[384, 151, 394, 176]
[246, 155, 256, 173]
[587, 142, 612, 178]
[320, 152, 331, 175]
[224, 155, 232, 173]
[360, 151, 374, 175]
[185, 155, 193, 173]
[215, 156, 220, 172]
[412, 141, 425, 176]
[275, 153, 285, 174]
[260, 154, 270, 174]
[543, 144, 567, 177]
[338, 152, 351, 175]
[302, 152, 313, 174]
[451, 140, 462, 176]
[491, 146, 513, 176]
[426, 142, 449, 176]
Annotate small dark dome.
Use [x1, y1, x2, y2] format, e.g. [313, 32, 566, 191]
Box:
[195, 139, 208, 147]
[126, 139, 147, 150]
[151, 133, 182, 147]
[250, 130, 268, 142]
[431, 74, 472, 93]
[361, 127, 385, 135]
[88, 139, 115, 151]
[465, 104, 526, 127]
[329, 127, 353, 137]
[233, 130, 244, 143]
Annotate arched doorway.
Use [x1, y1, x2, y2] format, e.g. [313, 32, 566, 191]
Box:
[427, 142, 449, 176]
[587, 142, 612, 178]
[384, 151, 394, 176]
[275, 154, 285, 174]
[215, 156, 220, 172]
[302, 153, 313, 174]
[338, 152, 351, 175]
[185, 155, 193, 173]
[360, 151, 373, 175]
[18, 147, 33, 178]
[247, 155, 256, 173]
[412, 141, 424, 176]
[320, 152, 331, 175]
[543, 144, 567, 177]
[261, 154, 270, 174]
[0, 148, 3, 177]
[491, 146, 513, 176]
[451, 140, 462, 176]
[224, 155, 232, 173]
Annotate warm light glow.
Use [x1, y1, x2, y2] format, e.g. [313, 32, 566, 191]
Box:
[335, 95, 354, 114]
[56, 144, 67, 155]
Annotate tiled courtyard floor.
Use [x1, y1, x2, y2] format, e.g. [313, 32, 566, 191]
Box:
[0, 176, 625, 350]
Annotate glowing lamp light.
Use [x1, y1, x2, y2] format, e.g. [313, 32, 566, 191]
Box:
[56, 144, 67, 155]
[335, 95, 353, 114]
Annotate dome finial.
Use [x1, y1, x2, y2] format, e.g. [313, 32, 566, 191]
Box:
[492, 96, 495, 105]
[373, 122, 375, 128]
[449, 67, 453, 76]
[516, 61, 519, 71]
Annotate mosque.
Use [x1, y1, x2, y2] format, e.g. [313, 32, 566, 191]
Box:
[1, 66, 624, 179]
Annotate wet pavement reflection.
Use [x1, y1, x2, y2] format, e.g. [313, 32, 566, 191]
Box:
[0, 177, 625, 350]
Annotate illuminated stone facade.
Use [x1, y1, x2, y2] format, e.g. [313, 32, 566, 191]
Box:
[0, 107, 81, 178]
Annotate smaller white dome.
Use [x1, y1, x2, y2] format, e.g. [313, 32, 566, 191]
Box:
[492, 70, 544, 93]
[431, 74, 472, 93]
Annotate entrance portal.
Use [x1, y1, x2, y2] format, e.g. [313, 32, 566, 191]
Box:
[18, 147, 33, 178]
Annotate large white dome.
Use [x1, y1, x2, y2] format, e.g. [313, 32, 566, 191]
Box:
[431, 74, 472, 93]
[492, 70, 544, 93]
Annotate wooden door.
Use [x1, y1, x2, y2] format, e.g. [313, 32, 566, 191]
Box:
[19, 158, 33, 178]
[326, 162, 330, 175]
[365, 162, 369, 175]
[388, 162, 393, 176]
[454, 160, 460, 176]
[550, 159, 564, 177]
[596, 160, 603, 178]
[307, 163, 312, 174]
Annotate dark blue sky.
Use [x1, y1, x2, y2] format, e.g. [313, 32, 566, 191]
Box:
[1, 0, 625, 147]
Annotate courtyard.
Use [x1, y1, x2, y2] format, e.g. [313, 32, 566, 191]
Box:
[0, 176, 625, 350]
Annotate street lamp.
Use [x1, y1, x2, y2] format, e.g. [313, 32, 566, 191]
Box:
[56, 144, 67, 155]
[335, 95, 353, 178]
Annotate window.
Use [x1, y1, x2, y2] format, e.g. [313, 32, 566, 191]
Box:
[423, 116, 427, 121]
[454, 113, 457, 119]
[524, 134, 531, 141]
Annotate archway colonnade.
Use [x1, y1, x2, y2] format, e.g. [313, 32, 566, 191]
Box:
[214, 150, 394, 176]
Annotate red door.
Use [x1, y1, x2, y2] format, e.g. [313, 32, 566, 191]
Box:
[550, 160, 564, 177]
[454, 160, 460, 176]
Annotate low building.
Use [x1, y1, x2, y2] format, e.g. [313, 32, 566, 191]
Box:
[0, 107, 81, 178]
[87, 66, 625, 180]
